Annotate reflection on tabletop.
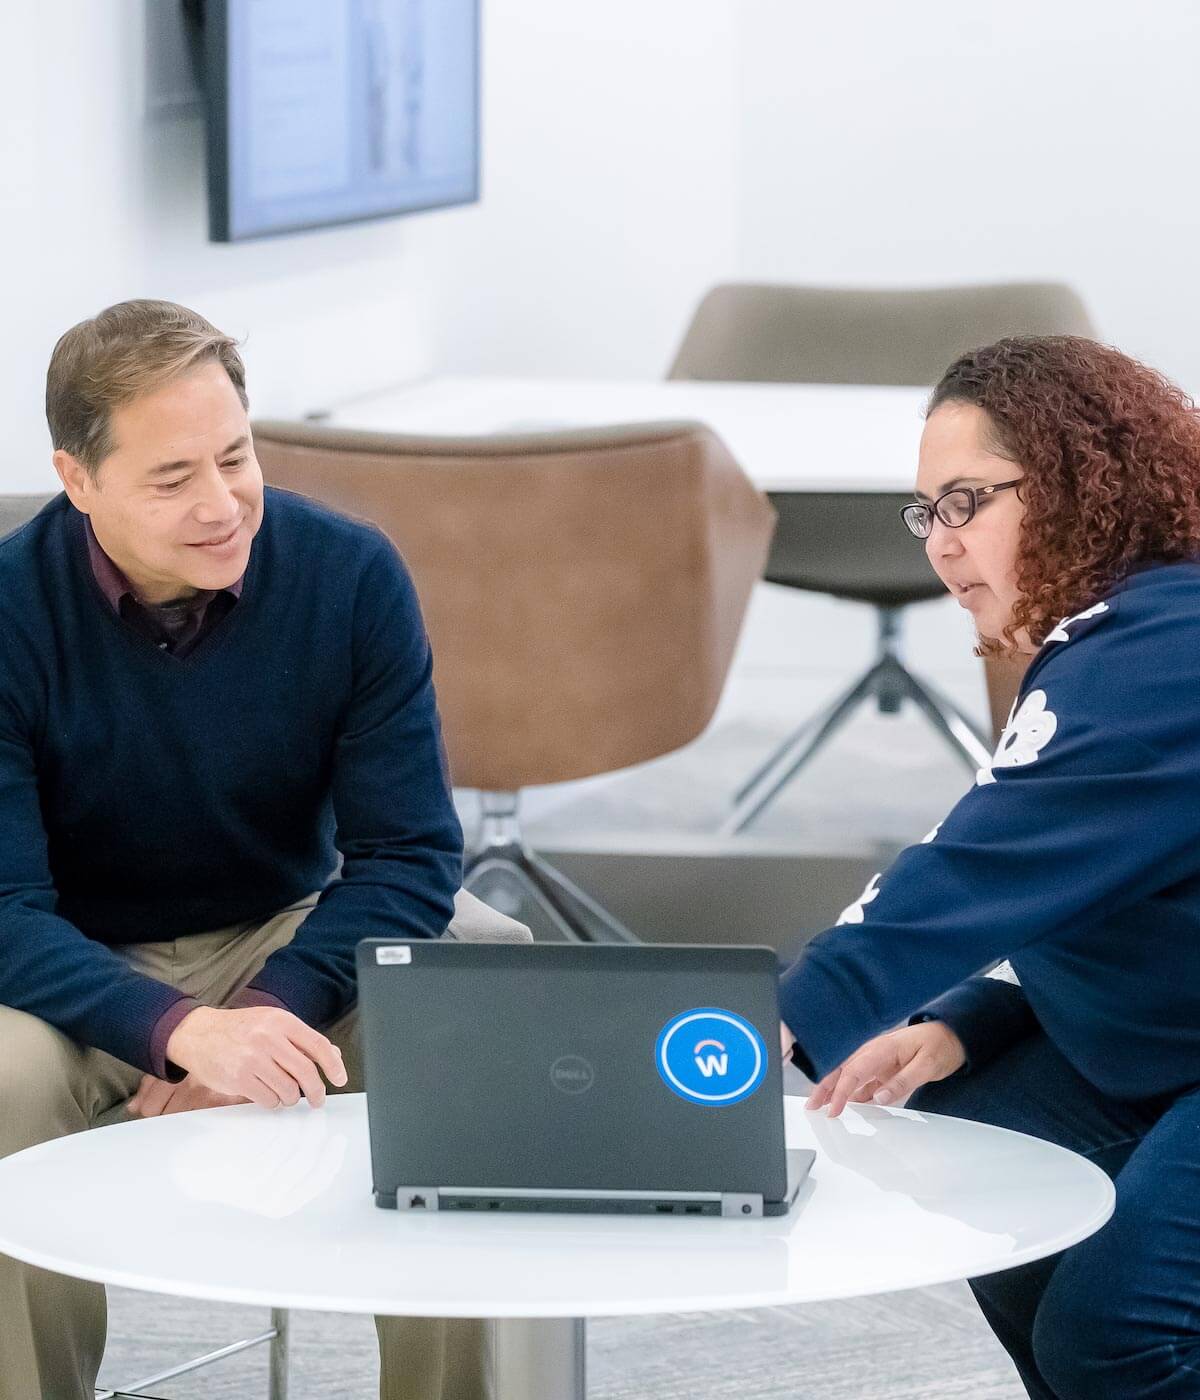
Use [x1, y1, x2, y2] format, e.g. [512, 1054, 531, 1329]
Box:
[807, 1103, 1040, 1246]
[170, 1104, 348, 1219]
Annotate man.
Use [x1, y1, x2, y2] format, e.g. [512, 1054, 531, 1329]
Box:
[0, 300, 492, 1399]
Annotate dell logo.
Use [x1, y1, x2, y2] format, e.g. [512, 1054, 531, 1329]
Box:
[693, 1040, 729, 1077]
[550, 1055, 595, 1095]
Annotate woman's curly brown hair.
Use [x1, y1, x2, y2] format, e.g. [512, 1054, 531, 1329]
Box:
[928, 336, 1200, 653]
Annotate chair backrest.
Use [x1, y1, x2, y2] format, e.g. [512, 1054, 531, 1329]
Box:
[764, 492, 945, 607]
[667, 281, 1097, 386]
[253, 419, 775, 791]
[0, 494, 56, 537]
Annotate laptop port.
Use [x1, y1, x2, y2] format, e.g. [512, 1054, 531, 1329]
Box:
[684, 1205, 703, 1215]
[655, 1204, 675, 1214]
[408, 1195, 427, 1209]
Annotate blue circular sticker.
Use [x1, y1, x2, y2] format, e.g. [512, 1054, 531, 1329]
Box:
[655, 1008, 767, 1106]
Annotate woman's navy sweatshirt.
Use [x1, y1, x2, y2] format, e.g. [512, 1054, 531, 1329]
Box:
[780, 561, 1200, 1101]
[0, 491, 462, 1075]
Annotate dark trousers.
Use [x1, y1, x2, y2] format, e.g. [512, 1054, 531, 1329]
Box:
[910, 1033, 1200, 1399]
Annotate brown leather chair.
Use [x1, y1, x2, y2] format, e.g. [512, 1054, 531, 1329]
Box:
[254, 418, 775, 941]
[668, 281, 1096, 831]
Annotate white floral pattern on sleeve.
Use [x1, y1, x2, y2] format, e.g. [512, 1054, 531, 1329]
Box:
[986, 960, 1021, 985]
[977, 689, 1058, 786]
[836, 873, 881, 925]
[1045, 601, 1109, 644]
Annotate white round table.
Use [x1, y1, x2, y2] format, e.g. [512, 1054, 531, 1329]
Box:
[0, 1092, 1113, 1399]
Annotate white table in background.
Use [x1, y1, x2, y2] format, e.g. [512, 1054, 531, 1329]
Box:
[0, 1093, 1113, 1399]
[312, 377, 931, 492]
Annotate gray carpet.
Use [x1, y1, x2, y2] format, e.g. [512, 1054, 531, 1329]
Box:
[99, 1279, 1025, 1399]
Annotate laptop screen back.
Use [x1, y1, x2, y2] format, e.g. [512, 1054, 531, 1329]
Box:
[358, 943, 788, 1201]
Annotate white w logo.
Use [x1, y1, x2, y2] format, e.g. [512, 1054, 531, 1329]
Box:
[693, 1040, 728, 1077]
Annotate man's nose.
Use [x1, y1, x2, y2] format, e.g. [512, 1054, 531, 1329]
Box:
[193, 467, 239, 522]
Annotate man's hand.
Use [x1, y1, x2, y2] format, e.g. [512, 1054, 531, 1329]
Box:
[780, 1021, 797, 1059]
[127, 1073, 246, 1117]
[165, 1006, 348, 1110]
[806, 1020, 966, 1118]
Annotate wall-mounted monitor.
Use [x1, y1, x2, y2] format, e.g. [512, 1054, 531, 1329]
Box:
[199, 0, 480, 242]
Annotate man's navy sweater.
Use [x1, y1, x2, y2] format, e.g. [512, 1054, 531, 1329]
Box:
[0, 490, 462, 1074]
[780, 562, 1200, 1102]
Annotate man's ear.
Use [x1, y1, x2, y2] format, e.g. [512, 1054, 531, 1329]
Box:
[53, 450, 96, 514]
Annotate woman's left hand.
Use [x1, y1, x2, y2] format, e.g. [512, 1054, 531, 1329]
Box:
[806, 1020, 966, 1118]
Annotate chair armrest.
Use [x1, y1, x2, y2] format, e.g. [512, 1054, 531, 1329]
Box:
[443, 888, 533, 944]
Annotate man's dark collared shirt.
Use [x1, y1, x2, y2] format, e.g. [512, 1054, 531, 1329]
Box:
[84, 517, 242, 658]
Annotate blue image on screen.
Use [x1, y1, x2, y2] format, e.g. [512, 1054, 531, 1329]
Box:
[211, 0, 479, 241]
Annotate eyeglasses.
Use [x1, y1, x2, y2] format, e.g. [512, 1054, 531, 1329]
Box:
[900, 480, 1023, 539]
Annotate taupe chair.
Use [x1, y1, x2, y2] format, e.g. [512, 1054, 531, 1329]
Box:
[667, 281, 1097, 832]
[254, 418, 775, 941]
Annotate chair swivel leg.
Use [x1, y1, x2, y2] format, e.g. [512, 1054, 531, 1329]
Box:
[463, 794, 640, 943]
[902, 669, 992, 771]
[721, 663, 881, 836]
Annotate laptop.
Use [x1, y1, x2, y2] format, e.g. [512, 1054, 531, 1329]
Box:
[357, 941, 813, 1218]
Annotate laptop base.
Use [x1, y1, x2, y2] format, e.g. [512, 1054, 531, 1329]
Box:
[377, 1150, 814, 1218]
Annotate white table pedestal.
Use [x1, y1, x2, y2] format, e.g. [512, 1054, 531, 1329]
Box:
[495, 1317, 586, 1400]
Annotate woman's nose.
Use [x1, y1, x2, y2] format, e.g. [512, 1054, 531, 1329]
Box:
[925, 518, 964, 562]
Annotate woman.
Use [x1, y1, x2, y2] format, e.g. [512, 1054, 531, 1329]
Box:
[778, 335, 1200, 1400]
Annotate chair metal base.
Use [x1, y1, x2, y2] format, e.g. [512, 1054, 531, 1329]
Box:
[100, 1311, 583, 1400]
[464, 793, 639, 943]
[97, 1308, 288, 1399]
[723, 608, 992, 836]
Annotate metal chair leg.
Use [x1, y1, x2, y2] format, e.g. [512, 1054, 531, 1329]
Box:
[269, 1307, 289, 1400]
[902, 669, 993, 771]
[463, 791, 641, 943]
[733, 710, 819, 805]
[726, 602, 993, 832]
[465, 846, 640, 944]
[96, 1312, 287, 1399]
[721, 664, 881, 836]
[465, 853, 588, 943]
[521, 850, 640, 943]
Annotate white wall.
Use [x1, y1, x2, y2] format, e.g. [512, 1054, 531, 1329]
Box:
[0, 0, 740, 491]
[737, 0, 1200, 394]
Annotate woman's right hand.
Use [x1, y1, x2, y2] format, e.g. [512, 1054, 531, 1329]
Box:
[806, 1020, 966, 1118]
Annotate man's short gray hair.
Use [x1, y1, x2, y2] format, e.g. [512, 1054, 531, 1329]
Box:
[46, 299, 248, 473]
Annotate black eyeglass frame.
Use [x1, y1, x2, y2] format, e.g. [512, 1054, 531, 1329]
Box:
[899, 479, 1023, 539]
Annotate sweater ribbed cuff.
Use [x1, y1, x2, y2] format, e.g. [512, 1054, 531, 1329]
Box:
[910, 977, 1037, 1075]
[230, 985, 290, 1014]
[148, 995, 202, 1081]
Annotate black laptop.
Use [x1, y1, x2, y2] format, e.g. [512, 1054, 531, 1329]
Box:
[357, 941, 813, 1218]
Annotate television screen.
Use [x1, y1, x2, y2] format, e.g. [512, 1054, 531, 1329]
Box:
[201, 0, 480, 242]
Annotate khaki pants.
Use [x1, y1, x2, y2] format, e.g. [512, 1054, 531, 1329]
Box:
[0, 895, 493, 1400]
